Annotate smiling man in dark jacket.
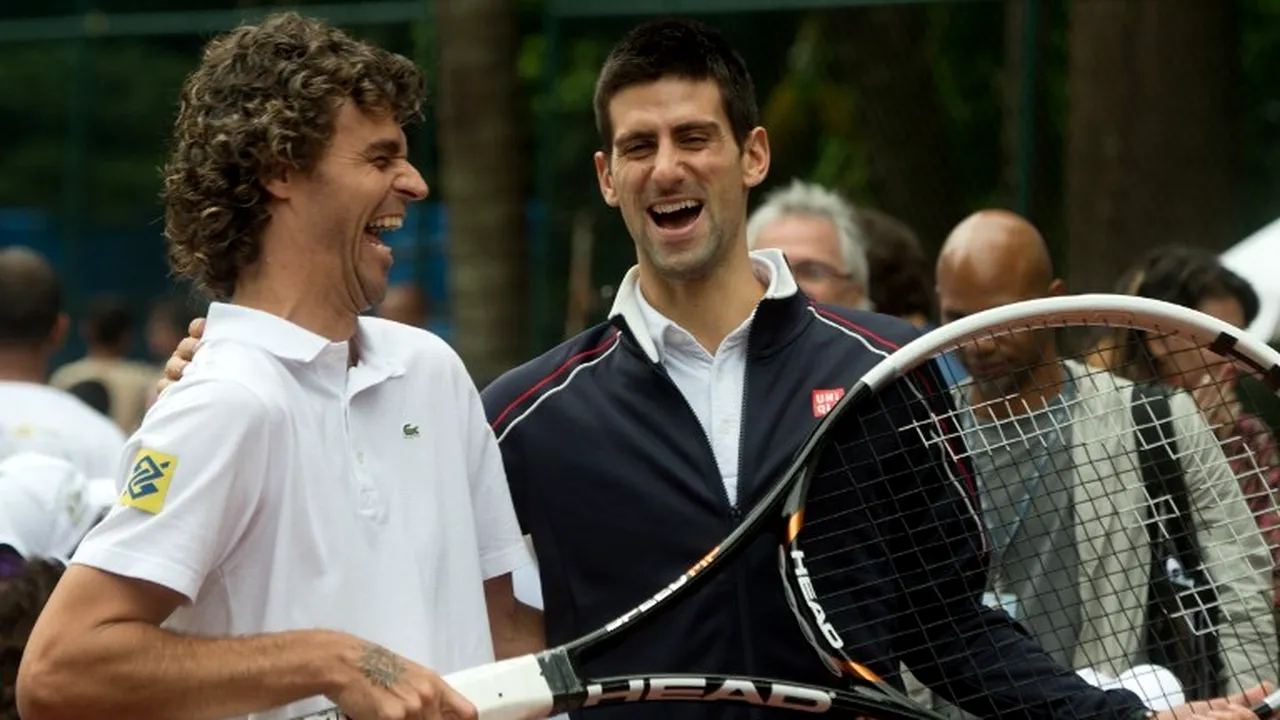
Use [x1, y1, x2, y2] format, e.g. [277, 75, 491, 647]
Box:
[480, 17, 1270, 720]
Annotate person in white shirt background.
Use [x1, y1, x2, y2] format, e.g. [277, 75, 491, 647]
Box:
[0, 452, 116, 570]
[18, 11, 542, 720]
[0, 452, 116, 720]
[0, 246, 126, 477]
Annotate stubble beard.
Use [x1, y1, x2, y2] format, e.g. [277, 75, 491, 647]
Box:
[640, 214, 728, 284]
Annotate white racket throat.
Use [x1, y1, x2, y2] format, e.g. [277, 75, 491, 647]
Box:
[443, 654, 556, 720]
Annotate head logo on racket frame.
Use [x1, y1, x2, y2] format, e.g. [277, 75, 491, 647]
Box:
[603, 544, 722, 633]
[788, 548, 845, 648]
[583, 676, 835, 712]
[780, 514, 869, 680]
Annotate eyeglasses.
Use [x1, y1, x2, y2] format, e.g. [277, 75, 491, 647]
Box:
[790, 260, 854, 285]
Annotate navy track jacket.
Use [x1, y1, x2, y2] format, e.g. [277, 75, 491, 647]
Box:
[481, 283, 1149, 720]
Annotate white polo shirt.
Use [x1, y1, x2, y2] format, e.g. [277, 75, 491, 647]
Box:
[72, 302, 531, 720]
[0, 381, 127, 478]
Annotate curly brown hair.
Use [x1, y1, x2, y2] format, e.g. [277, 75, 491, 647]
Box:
[161, 12, 426, 299]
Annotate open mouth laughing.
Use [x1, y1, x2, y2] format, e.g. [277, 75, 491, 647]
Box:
[364, 215, 403, 252]
[647, 199, 705, 238]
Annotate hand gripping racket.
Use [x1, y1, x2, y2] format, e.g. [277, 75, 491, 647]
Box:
[298, 294, 1280, 720]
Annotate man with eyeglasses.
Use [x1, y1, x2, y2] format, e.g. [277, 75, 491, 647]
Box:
[747, 185, 973, 386]
[746, 178, 871, 309]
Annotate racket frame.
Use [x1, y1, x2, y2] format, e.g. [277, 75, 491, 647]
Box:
[305, 295, 1280, 720]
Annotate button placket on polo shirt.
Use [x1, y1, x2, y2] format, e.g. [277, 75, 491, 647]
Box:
[346, 401, 388, 523]
[345, 362, 394, 525]
[314, 344, 384, 524]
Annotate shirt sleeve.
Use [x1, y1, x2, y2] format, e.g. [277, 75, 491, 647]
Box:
[461, 369, 532, 581]
[70, 376, 271, 603]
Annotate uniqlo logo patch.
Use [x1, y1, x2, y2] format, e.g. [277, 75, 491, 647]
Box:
[811, 388, 845, 418]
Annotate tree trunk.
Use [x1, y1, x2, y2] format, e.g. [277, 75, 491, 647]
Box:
[827, 5, 963, 252]
[436, 0, 527, 386]
[1064, 0, 1235, 292]
[1002, 0, 1069, 268]
[1001, 0, 1055, 215]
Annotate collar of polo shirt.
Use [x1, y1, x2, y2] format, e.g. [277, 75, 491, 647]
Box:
[201, 303, 407, 388]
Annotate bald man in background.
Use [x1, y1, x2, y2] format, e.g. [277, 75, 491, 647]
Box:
[920, 211, 1275, 712]
[936, 211, 1062, 405]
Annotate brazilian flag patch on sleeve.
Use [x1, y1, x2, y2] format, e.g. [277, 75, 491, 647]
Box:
[121, 449, 178, 514]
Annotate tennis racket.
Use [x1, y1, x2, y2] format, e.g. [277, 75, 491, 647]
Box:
[297, 294, 1280, 720]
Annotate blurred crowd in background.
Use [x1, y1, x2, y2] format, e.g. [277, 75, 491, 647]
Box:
[5, 1, 1280, 716]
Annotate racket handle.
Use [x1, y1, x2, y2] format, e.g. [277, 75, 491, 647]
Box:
[442, 654, 557, 720]
[288, 654, 554, 720]
[1254, 688, 1280, 719]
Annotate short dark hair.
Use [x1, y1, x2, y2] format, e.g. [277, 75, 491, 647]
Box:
[858, 208, 935, 320]
[593, 18, 758, 152]
[83, 295, 133, 347]
[0, 247, 61, 348]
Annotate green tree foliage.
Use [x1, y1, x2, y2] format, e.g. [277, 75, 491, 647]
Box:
[0, 40, 195, 226]
[0, 0, 421, 228]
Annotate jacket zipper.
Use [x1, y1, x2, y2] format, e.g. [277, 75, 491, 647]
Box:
[733, 366, 747, 518]
[647, 361, 736, 514]
[644, 335, 755, 698]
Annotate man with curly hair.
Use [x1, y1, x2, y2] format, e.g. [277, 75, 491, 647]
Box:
[18, 12, 539, 720]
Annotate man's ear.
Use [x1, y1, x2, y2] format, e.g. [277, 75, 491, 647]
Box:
[741, 127, 770, 190]
[1048, 278, 1067, 297]
[594, 151, 619, 208]
[262, 166, 293, 201]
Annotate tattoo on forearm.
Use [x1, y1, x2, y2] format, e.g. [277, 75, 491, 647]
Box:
[358, 644, 405, 689]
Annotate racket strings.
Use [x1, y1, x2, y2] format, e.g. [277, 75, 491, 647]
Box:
[788, 321, 1280, 715]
